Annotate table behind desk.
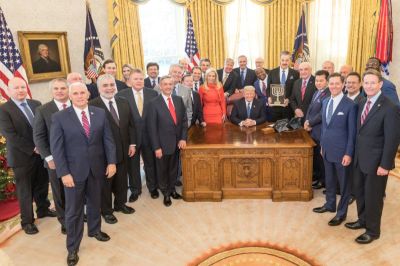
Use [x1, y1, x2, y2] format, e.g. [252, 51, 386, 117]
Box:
[181, 123, 315, 202]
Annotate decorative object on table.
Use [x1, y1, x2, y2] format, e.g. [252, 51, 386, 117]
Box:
[269, 84, 286, 106]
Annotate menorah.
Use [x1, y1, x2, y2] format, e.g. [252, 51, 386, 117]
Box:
[270, 84, 285, 106]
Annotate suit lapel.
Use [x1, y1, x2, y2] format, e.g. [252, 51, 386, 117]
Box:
[360, 95, 384, 129]
[88, 106, 98, 141]
[100, 98, 120, 127]
[9, 100, 32, 128]
[160, 95, 176, 125]
[328, 97, 346, 126]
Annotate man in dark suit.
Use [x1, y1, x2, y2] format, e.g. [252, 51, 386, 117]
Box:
[32, 44, 61, 74]
[50, 82, 116, 265]
[346, 72, 365, 105]
[144, 62, 160, 89]
[290, 62, 316, 125]
[181, 74, 205, 127]
[89, 74, 136, 225]
[147, 76, 188, 207]
[87, 59, 128, 100]
[234, 55, 257, 90]
[304, 70, 331, 190]
[217, 58, 239, 96]
[345, 70, 400, 244]
[0, 77, 55, 235]
[230, 85, 266, 126]
[313, 73, 357, 227]
[117, 69, 159, 201]
[267, 51, 300, 121]
[33, 78, 70, 235]
[253, 68, 270, 120]
[192, 66, 203, 91]
[199, 58, 211, 83]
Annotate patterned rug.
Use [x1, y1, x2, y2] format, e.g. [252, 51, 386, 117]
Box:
[189, 242, 320, 266]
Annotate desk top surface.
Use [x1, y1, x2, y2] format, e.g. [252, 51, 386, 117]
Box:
[187, 122, 315, 149]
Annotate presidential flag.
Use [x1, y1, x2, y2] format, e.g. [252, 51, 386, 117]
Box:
[185, 9, 200, 72]
[375, 0, 393, 76]
[84, 2, 104, 80]
[0, 7, 31, 100]
[292, 9, 310, 65]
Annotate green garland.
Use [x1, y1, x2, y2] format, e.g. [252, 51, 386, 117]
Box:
[0, 136, 16, 202]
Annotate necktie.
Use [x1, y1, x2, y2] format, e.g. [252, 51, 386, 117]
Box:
[262, 80, 267, 96]
[109, 100, 119, 126]
[247, 102, 251, 118]
[152, 79, 156, 88]
[20, 102, 34, 126]
[81, 111, 90, 138]
[173, 85, 177, 96]
[240, 70, 245, 87]
[194, 82, 198, 92]
[301, 79, 307, 100]
[223, 73, 228, 85]
[313, 90, 321, 103]
[281, 70, 286, 85]
[62, 103, 67, 109]
[137, 92, 143, 116]
[167, 97, 177, 125]
[361, 100, 372, 125]
[326, 99, 334, 124]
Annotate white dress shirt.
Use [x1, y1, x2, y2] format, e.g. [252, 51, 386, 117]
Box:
[326, 92, 344, 120]
[132, 88, 144, 108]
[162, 93, 174, 107]
[100, 96, 120, 119]
[347, 92, 360, 101]
[53, 99, 71, 111]
[362, 91, 381, 114]
[73, 105, 90, 126]
[279, 67, 289, 83]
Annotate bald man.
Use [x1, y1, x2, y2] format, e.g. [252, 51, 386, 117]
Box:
[322, 61, 335, 75]
[340, 65, 353, 79]
[67, 72, 84, 84]
[0, 77, 55, 235]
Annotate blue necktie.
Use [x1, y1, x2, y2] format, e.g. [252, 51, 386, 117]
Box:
[313, 90, 321, 103]
[326, 99, 334, 124]
[241, 70, 245, 87]
[247, 102, 251, 118]
[20, 102, 34, 126]
[281, 70, 286, 85]
[173, 85, 177, 95]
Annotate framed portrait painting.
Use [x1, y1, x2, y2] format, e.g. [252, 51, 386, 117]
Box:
[17, 31, 71, 83]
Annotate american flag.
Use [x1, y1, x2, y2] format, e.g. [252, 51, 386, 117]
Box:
[292, 9, 310, 65]
[185, 9, 200, 72]
[84, 3, 104, 80]
[375, 0, 393, 76]
[0, 7, 31, 100]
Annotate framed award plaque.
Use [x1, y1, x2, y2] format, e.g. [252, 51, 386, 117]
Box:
[269, 84, 286, 106]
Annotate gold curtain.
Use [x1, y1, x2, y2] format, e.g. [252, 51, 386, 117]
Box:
[264, 0, 303, 68]
[346, 0, 380, 74]
[188, 0, 226, 68]
[107, 0, 144, 80]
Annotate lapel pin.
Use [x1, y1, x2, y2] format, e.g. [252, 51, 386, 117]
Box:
[90, 112, 94, 115]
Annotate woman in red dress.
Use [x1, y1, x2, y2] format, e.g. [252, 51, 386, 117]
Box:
[199, 68, 227, 124]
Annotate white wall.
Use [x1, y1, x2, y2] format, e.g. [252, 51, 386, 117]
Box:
[0, 0, 111, 103]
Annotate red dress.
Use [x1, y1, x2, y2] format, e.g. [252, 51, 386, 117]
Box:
[199, 84, 226, 124]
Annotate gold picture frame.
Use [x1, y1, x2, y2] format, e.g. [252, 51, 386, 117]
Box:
[17, 31, 71, 83]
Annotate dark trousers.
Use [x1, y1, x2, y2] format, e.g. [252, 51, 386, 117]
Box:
[101, 161, 128, 215]
[353, 167, 388, 237]
[269, 106, 292, 122]
[312, 141, 325, 185]
[155, 151, 178, 196]
[128, 145, 157, 194]
[48, 168, 65, 226]
[323, 159, 351, 219]
[13, 154, 49, 226]
[64, 172, 102, 253]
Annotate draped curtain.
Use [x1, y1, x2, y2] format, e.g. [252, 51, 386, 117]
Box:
[346, 0, 380, 73]
[107, 0, 144, 80]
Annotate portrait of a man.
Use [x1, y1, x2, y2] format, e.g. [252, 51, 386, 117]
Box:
[30, 42, 61, 74]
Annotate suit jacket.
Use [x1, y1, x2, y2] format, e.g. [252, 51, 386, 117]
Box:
[117, 87, 158, 148]
[381, 78, 400, 107]
[267, 67, 299, 99]
[217, 68, 239, 95]
[230, 98, 266, 126]
[253, 79, 268, 104]
[50, 106, 116, 181]
[147, 95, 188, 155]
[350, 93, 365, 105]
[144, 77, 160, 89]
[233, 67, 257, 89]
[290, 76, 316, 117]
[320, 96, 357, 163]
[0, 99, 41, 167]
[305, 88, 330, 141]
[87, 79, 128, 100]
[354, 94, 400, 174]
[190, 90, 204, 126]
[32, 57, 61, 74]
[89, 96, 136, 163]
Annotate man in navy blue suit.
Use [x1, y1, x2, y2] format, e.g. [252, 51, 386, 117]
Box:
[304, 70, 330, 190]
[313, 73, 357, 227]
[50, 82, 117, 266]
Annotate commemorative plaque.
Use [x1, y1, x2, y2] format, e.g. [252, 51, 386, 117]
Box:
[269, 84, 286, 106]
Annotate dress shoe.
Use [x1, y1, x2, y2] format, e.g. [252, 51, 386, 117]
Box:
[163, 196, 172, 207]
[171, 191, 182, 200]
[328, 216, 345, 226]
[312, 179, 319, 186]
[103, 214, 118, 224]
[61, 224, 67, 235]
[114, 205, 135, 214]
[83, 214, 87, 223]
[175, 180, 183, 187]
[348, 196, 355, 205]
[67, 251, 79, 266]
[89, 231, 110, 242]
[312, 182, 324, 189]
[355, 233, 379, 244]
[37, 209, 57, 218]
[313, 206, 335, 213]
[22, 223, 39, 235]
[129, 193, 139, 202]
[345, 221, 365, 230]
[150, 189, 160, 199]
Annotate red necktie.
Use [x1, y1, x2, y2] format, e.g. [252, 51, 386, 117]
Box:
[301, 79, 307, 100]
[62, 103, 67, 109]
[167, 97, 177, 125]
[81, 111, 90, 138]
[262, 81, 267, 96]
[361, 100, 371, 125]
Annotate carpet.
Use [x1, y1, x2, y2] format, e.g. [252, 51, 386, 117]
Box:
[189, 242, 320, 266]
[0, 200, 19, 222]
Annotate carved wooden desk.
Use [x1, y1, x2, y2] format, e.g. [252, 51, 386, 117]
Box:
[181, 123, 315, 202]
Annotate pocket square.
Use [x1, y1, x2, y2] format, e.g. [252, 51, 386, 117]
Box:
[337, 112, 344, 115]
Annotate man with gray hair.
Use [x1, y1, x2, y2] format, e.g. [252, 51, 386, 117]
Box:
[90, 74, 136, 224]
[32, 43, 61, 74]
[66, 72, 84, 84]
[217, 58, 239, 96]
[34, 78, 71, 235]
[322, 60, 335, 75]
